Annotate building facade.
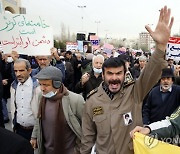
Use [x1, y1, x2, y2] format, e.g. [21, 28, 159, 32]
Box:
[139, 32, 155, 51]
[0, 0, 25, 14]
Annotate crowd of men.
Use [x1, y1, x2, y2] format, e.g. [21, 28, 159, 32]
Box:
[0, 5, 180, 154]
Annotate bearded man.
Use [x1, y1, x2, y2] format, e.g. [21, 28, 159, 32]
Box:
[80, 5, 174, 154]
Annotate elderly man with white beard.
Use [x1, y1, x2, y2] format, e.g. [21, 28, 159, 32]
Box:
[75, 54, 104, 100]
[143, 67, 180, 125]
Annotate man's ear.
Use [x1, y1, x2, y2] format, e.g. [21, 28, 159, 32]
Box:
[102, 73, 104, 80]
[28, 68, 32, 74]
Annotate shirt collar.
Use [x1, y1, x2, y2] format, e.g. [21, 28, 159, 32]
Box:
[102, 82, 114, 100]
[18, 76, 32, 86]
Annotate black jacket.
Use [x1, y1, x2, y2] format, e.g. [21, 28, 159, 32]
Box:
[0, 128, 33, 154]
[75, 70, 103, 100]
[1, 61, 14, 99]
[143, 84, 180, 125]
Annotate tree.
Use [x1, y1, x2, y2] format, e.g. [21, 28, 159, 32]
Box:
[59, 41, 66, 50]
[140, 44, 148, 52]
[132, 43, 139, 50]
[53, 40, 66, 50]
[60, 22, 67, 41]
[54, 40, 60, 49]
[71, 33, 76, 42]
[67, 27, 70, 41]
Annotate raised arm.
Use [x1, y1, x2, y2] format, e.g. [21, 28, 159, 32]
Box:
[146, 6, 174, 51]
[134, 6, 174, 102]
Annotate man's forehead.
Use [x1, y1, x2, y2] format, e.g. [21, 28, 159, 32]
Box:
[104, 66, 124, 72]
[161, 77, 172, 80]
[36, 56, 50, 59]
[139, 60, 146, 62]
[38, 79, 52, 84]
[14, 62, 26, 69]
[94, 57, 103, 62]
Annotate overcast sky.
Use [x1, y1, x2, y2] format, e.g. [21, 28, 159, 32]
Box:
[21, 0, 180, 39]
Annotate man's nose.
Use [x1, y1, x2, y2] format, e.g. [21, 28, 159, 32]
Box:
[112, 74, 117, 80]
[40, 85, 45, 91]
[16, 71, 21, 76]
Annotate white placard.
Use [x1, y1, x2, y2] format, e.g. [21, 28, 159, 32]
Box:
[166, 37, 180, 63]
[66, 42, 78, 51]
[0, 14, 53, 55]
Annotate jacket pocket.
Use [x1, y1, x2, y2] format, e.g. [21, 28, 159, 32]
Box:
[93, 115, 110, 136]
[119, 111, 133, 127]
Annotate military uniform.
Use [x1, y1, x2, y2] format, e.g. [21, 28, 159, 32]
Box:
[150, 106, 180, 140]
[81, 49, 167, 154]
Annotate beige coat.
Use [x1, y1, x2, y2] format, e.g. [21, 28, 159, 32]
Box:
[31, 90, 85, 154]
[80, 49, 167, 154]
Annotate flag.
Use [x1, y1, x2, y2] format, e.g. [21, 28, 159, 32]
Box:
[133, 132, 180, 154]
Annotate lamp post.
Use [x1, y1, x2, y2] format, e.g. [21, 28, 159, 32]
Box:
[147, 24, 154, 50]
[77, 5, 86, 31]
[95, 21, 100, 36]
[104, 29, 109, 43]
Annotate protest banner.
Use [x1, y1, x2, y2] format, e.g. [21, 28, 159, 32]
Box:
[77, 41, 83, 52]
[166, 37, 180, 63]
[133, 132, 180, 154]
[0, 13, 53, 55]
[103, 43, 114, 57]
[66, 42, 78, 51]
[90, 35, 100, 50]
[83, 41, 92, 53]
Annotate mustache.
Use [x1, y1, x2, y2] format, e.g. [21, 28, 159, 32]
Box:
[163, 83, 169, 85]
[17, 75, 22, 78]
[109, 79, 121, 84]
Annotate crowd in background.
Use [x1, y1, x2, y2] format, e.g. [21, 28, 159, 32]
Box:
[0, 47, 180, 126]
[0, 45, 180, 153]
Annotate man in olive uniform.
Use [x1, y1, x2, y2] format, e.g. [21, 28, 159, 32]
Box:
[80, 6, 174, 154]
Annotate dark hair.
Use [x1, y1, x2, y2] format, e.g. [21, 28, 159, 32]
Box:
[60, 49, 65, 53]
[65, 50, 72, 55]
[102, 57, 126, 74]
[118, 54, 130, 62]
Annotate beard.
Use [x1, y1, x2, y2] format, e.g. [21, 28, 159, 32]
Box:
[161, 83, 172, 92]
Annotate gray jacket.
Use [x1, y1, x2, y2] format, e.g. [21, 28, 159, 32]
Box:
[31, 90, 85, 154]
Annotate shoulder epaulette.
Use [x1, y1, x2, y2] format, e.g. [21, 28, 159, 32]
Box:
[86, 88, 98, 99]
[123, 80, 135, 88]
[123, 71, 135, 88]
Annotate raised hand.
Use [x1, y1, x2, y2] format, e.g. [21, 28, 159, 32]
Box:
[145, 6, 174, 51]
[81, 73, 90, 86]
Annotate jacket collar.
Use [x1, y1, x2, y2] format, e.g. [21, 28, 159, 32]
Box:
[11, 76, 39, 89]
[97, 83, 125, 100]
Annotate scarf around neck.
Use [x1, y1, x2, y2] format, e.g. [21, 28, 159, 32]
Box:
[38, 84, 69, 154]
